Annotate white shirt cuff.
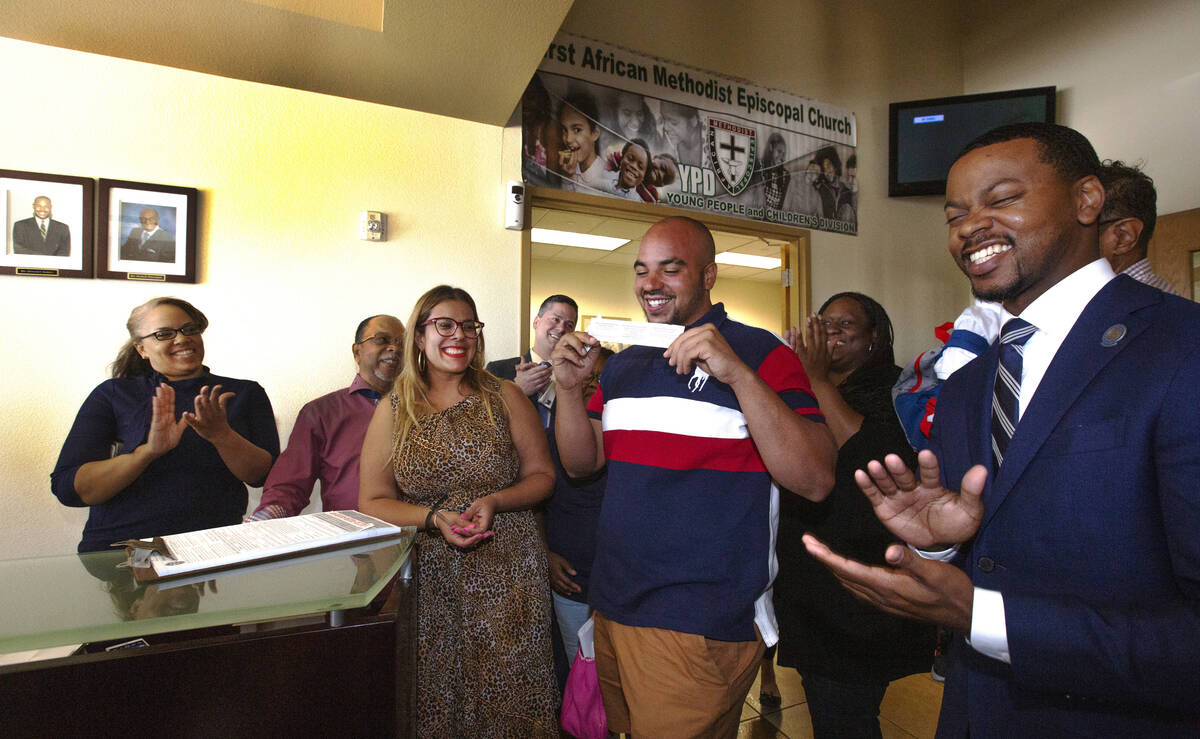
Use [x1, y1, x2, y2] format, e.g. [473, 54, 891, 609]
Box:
[910, 543, 959, 561]
[968, 587, 1010, 664]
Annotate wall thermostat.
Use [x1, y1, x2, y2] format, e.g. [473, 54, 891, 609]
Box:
[360, 211, 387, 241]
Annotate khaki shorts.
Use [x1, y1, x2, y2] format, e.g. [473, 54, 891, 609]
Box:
[593, 611, 765, 738]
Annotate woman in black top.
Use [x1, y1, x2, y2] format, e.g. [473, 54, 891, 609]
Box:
[52, 297, 278, 551]
[773, 292, 936, 739]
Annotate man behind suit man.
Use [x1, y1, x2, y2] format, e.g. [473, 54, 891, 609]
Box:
[120, 208, 175, 263]
[1097, 159, 1180, 294]
[804, 122, 1200, 736]
[486, 294, 578, 409]
[12, 196, 70, 256]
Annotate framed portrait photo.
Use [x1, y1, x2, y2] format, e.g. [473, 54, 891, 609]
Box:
[97, 178, 198, 283]
[0, 169, 94, 279]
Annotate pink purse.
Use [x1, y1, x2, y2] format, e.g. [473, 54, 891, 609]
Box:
[560, 618, 607, 739]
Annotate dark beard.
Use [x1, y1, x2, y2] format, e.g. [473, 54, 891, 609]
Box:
[969, 266, 1036, 305]
[961, 235, 1025, 304]
[971, 282, 1024, 304]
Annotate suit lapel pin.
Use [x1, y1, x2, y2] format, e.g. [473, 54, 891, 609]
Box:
[1101, 323, 1127, 347]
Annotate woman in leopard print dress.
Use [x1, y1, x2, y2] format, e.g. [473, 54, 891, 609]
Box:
[360, 285, 558, 737]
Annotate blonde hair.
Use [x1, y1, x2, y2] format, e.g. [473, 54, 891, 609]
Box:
[390, 285, 505, 459]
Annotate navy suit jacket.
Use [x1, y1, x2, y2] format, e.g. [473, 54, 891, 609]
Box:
[486, 353, 546, 408]
[12, 217, 70, 256]
[120, 228, 175, 263]
[485, 353, 530, 383]
[929, 275, 1200, 737]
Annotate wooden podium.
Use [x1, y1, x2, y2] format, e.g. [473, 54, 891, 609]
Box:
[0, 535, 416, 737]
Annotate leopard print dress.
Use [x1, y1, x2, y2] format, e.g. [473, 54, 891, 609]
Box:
[393, 391, 557, 738]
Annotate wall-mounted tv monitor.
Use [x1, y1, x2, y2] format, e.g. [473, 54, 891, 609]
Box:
[889, 86, 1055, 197]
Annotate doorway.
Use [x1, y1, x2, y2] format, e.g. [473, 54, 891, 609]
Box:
[523, 186, 812, 350]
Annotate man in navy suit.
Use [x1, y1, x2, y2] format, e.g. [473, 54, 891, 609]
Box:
[486, 294, 578, 404]
[804, 122, 1200, 736]
[12, 195, 70, 256]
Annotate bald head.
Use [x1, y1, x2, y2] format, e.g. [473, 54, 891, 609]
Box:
[644, 216, 716, 262]
[139, 209, 159, 230]
[32, 196, 52, 219]
[634, 216, 717, 325]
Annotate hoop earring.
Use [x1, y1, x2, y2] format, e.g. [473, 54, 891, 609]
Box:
[417, 350, 427, 373]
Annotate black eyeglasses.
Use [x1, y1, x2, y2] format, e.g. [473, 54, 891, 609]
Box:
[355, 333, 402, 347]
[421, 317, 484, 338]
[139, 323, 204, 342]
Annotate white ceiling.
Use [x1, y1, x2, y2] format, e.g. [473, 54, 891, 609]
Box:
[531, 207, 786, 283]
[0, 0, 574, 126]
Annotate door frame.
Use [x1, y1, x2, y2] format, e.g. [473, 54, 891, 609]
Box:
[521, 185, 812, 350]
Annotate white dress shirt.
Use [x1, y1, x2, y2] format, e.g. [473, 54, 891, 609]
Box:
[969, 258, 1116, 662]
[529, 348, 555, 410]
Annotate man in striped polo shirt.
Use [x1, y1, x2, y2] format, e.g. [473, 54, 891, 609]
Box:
[552, 215, 836, 737]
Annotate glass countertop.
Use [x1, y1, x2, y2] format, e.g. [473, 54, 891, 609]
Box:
[0, 529, 415, 655]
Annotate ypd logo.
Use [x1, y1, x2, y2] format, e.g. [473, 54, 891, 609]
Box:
[706, 117, 757, 196]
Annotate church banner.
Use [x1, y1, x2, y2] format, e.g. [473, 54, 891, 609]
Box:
[522, 33, 858, 234]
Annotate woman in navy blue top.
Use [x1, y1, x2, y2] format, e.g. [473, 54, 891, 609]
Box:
[52, 297, 279, 552]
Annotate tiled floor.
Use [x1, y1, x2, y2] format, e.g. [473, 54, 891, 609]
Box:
[737, 658, 944, 738]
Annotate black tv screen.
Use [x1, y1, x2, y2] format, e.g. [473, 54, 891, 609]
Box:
[889, 86, 1055, 197]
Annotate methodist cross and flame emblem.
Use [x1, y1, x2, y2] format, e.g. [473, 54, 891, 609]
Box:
[706, 117, 757, 196]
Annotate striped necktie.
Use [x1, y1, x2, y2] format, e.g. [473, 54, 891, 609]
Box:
[991, 317, 1036, 469]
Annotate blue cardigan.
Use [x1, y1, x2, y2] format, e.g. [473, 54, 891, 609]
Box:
[52, 370, 279, 552]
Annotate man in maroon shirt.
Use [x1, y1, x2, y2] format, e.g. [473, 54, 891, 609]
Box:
[250, 314, 404, 519]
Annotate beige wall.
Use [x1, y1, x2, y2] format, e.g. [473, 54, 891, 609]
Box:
[0, 38, 520, 557]
[7, 0, 1195, 558]
[963, 0, 1200, 216]
[560, 0, 973, 368]
[530, 260, 782, 337]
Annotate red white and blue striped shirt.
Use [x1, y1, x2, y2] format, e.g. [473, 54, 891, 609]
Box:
[586, 303, 824, 642]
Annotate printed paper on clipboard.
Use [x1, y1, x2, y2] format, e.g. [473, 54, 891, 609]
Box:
[119, 511, 407, 582]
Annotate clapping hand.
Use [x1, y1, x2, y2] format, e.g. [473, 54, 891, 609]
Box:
[513, 361, 553, 397]
[145, 383, 187, 457]
[855, 450, 987, 549]
[182, 385, 237, 443]
[785, 314, 833, 383]
[803, 534, 974, 631]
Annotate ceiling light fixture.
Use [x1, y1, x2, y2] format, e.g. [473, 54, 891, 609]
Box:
[715, 252, 781, 269]
[531, 228, 629, 251]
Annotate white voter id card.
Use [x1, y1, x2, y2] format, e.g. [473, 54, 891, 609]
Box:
[586, 317, 711, 391]
[585, 317, 683, 348]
